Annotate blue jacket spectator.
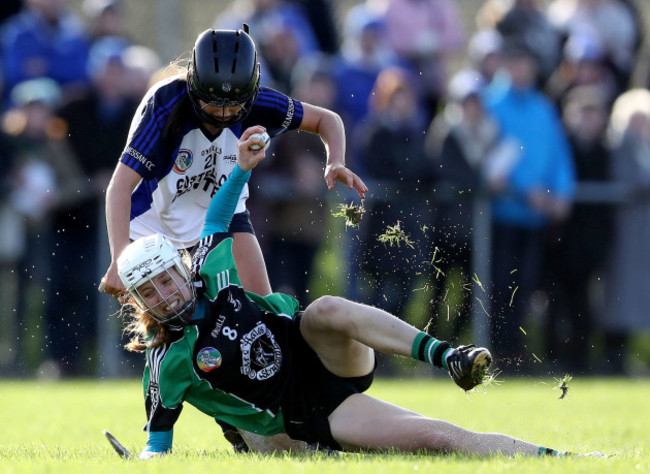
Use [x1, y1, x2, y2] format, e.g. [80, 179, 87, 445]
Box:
[0, 0, 90, 109]
[332, 5, 398, 176]
[483, 64, 575, 228]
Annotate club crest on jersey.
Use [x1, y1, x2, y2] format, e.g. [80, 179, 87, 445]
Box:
[173, 150, 193, 174]
[240, 322, 282, 380]
[197, 347, 222, 372]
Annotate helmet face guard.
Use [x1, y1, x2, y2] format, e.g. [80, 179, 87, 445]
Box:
[118, 235, 196, 328]
[187, 28, 261, 128]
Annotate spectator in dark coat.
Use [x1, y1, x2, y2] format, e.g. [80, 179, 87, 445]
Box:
[542, 85, 614, 373]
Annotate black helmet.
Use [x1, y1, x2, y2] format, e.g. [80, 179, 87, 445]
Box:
[187, 27, 261, 128]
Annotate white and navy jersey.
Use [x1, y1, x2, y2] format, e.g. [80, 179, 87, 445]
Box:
[142, 233, 300, 437]
[120, 74, 304, 249]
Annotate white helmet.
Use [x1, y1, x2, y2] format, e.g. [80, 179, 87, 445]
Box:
[117, 234, 196, 327]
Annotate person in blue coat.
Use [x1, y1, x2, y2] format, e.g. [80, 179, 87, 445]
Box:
[0, 0, 91, 109]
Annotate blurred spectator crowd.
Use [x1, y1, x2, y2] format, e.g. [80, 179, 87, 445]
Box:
[1, 0, 650, 378]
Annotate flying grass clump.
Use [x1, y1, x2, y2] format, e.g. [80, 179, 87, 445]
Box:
[474, 362, 500, 390]
[555, 374, 573, 400]
[479, 370, 502, 392]
[377, 221, 414, 248]
[481, 369, 502, 388]
[464, 369, 501, 398]
[332, 201, 366, 228]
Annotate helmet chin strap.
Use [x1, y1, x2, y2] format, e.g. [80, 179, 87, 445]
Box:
[192, 101, 250, 129]
[192, 102, 226, 128]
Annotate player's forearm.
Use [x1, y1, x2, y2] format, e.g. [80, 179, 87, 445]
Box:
[302, 104, 346, 167]
[319, 110, 346, 168]
[105, 177, 134, 261]
[202, 165, 251, 237]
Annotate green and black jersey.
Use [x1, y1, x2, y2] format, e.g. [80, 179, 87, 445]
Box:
[142, 232, 300, 436]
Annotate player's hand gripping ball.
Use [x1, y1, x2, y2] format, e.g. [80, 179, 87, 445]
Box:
[249, 131, 270, 151]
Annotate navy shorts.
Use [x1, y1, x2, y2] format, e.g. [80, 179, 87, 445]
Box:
[281, 314, 375, 450]
[229, 210, 255, 234]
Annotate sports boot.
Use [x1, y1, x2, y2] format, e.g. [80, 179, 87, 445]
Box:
[446, 344, 492, 391]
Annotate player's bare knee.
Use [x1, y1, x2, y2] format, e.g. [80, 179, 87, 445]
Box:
[307, 295, 355, 332]
[308, 295, 343, 317]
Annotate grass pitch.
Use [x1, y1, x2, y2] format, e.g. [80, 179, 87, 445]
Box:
[0, 376, 648, 473]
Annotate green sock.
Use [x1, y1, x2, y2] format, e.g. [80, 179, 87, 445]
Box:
[538, 446, 566, 457]
[411, 332, 453, 369]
